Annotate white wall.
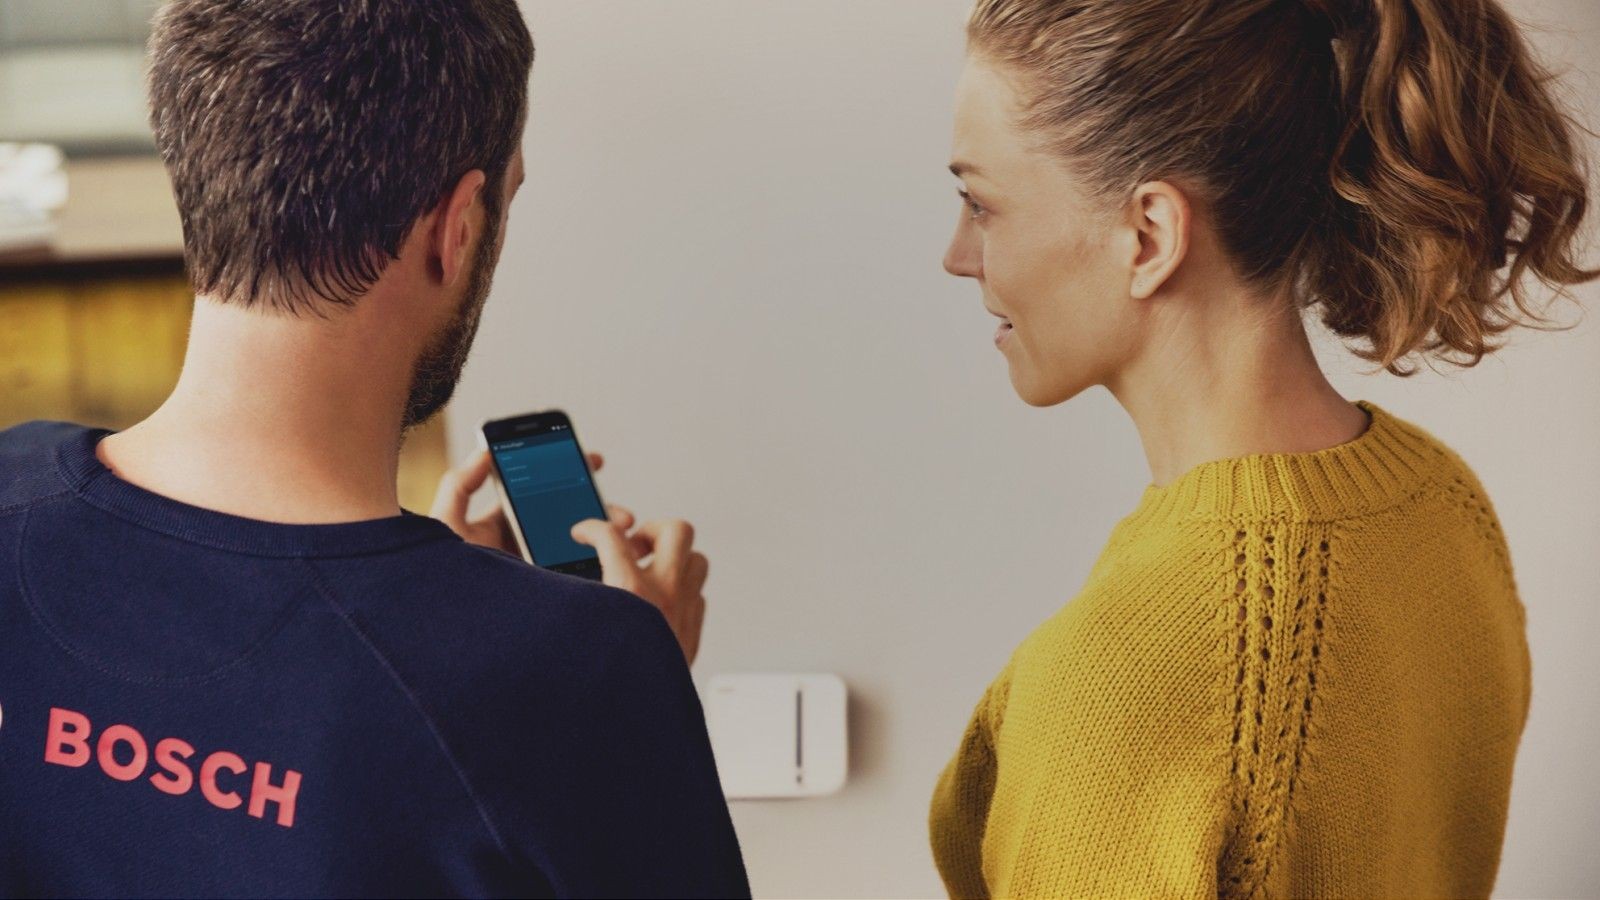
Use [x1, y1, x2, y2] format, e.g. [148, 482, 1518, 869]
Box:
[447, 2, 1600, 896]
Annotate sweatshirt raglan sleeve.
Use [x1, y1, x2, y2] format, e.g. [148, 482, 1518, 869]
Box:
[517, 602, 750, 898]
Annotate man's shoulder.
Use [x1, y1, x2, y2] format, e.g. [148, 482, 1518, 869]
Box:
[336, 536, 656, 626]
[312, 538, 674, 688]
[0, 419, 86, 511]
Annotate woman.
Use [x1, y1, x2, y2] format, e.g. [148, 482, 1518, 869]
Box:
[929, 0, 1591, 896]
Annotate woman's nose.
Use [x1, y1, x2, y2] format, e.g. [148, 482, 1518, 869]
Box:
[944, 223, 980, 278]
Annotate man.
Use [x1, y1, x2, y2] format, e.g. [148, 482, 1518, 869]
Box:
[0, 1, 747, 896]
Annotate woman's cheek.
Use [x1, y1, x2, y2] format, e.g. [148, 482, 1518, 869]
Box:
[981, 238, 1031, 320]
[1002, 247, 1062, 339]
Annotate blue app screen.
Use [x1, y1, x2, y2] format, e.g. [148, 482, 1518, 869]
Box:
[489, 430, 605, 567]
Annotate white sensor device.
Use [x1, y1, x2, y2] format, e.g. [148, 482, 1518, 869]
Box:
[704, 673, 848, 799]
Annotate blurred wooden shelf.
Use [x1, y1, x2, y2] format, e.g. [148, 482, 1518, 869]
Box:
[0, 155, 185, 278]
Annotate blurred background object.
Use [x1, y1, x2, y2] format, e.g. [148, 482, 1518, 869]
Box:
[0, 0, 158, 155]
[0, 142, 67, 252]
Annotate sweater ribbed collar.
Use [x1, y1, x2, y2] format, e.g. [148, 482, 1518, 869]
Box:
[1123, 399, 1451, 525]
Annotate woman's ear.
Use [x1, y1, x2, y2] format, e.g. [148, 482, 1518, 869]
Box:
[1127, 180, 1190, 300]
[432, 169, 489, 287]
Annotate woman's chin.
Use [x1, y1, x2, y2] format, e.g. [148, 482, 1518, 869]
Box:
[1009, 366, 1082, 408]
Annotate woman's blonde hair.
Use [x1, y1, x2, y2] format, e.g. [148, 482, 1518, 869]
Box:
[968, 0, 1596, 374]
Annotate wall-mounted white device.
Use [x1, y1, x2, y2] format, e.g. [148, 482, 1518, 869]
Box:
[703, 673, 847, 799]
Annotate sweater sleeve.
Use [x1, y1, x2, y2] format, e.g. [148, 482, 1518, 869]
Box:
[929, 658, 1016, 898]
[980, 595, 1235, 897]
[952, 524, 1333, 899]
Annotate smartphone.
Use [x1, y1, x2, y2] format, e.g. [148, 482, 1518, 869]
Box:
[479, 410, 606, 580]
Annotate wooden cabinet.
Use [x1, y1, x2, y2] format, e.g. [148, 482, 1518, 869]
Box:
[0, 273, 188, 427]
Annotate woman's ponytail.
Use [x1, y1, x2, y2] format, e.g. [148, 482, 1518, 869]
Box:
[1305, 0, 1596, 373]
[968, 0, 1596, 375]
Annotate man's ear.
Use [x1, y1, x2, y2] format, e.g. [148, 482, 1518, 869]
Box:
[1126, 180, 1190, 301]
[432, 169, 489, 287]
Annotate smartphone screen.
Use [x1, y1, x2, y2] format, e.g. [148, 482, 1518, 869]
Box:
[482, 411, 606, 580]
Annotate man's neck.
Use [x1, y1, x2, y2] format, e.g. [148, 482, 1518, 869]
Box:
[96, 299, 414, 525]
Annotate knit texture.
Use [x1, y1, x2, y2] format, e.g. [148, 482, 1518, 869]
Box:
[928, 399, 1531, 898]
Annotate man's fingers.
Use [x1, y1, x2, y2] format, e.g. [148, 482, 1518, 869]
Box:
[466, 505, 515, 547]
[466, 504, 508, 529]
[685, 552, 710, 591]
[628, 534, 654, 559]
[453, 449, 495, 494]
[586, 451, 604, 473]
[606, 503, 635, 530]
[682, 593, 705, 666]
[635, 519, 695, 574]
[570, 518, 640, 588]
[689, 594, 705, 655]
[431, 450, 494, 522]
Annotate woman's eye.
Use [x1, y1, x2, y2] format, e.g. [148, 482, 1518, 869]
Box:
[957, 188, 985, 220]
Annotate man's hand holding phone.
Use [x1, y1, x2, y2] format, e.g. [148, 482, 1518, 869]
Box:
[431, 449, 709, 665]
[570, 516, 708, 666]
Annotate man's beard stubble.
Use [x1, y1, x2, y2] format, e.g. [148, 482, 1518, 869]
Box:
[401, 222, 502, 430]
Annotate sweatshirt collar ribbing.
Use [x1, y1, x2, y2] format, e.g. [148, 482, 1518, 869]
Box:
[1123, 399, 1451, 525]
[54, 425, 460, 558]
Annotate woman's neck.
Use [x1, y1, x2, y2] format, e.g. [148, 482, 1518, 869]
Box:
[1106, 287, 1370, 489]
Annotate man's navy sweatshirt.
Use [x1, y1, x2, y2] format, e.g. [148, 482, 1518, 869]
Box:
[0, 420, 749, 898]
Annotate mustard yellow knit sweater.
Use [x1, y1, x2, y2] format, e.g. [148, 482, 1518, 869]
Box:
[929, 399, 1531, 898]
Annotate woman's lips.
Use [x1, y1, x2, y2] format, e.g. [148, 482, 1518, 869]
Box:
[984, 304, 1013, 348]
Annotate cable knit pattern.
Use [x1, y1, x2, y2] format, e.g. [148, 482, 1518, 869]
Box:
[928, 400, 1531, 898]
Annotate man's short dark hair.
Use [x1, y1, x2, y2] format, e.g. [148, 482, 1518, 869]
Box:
[148, 0, 534, 314]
